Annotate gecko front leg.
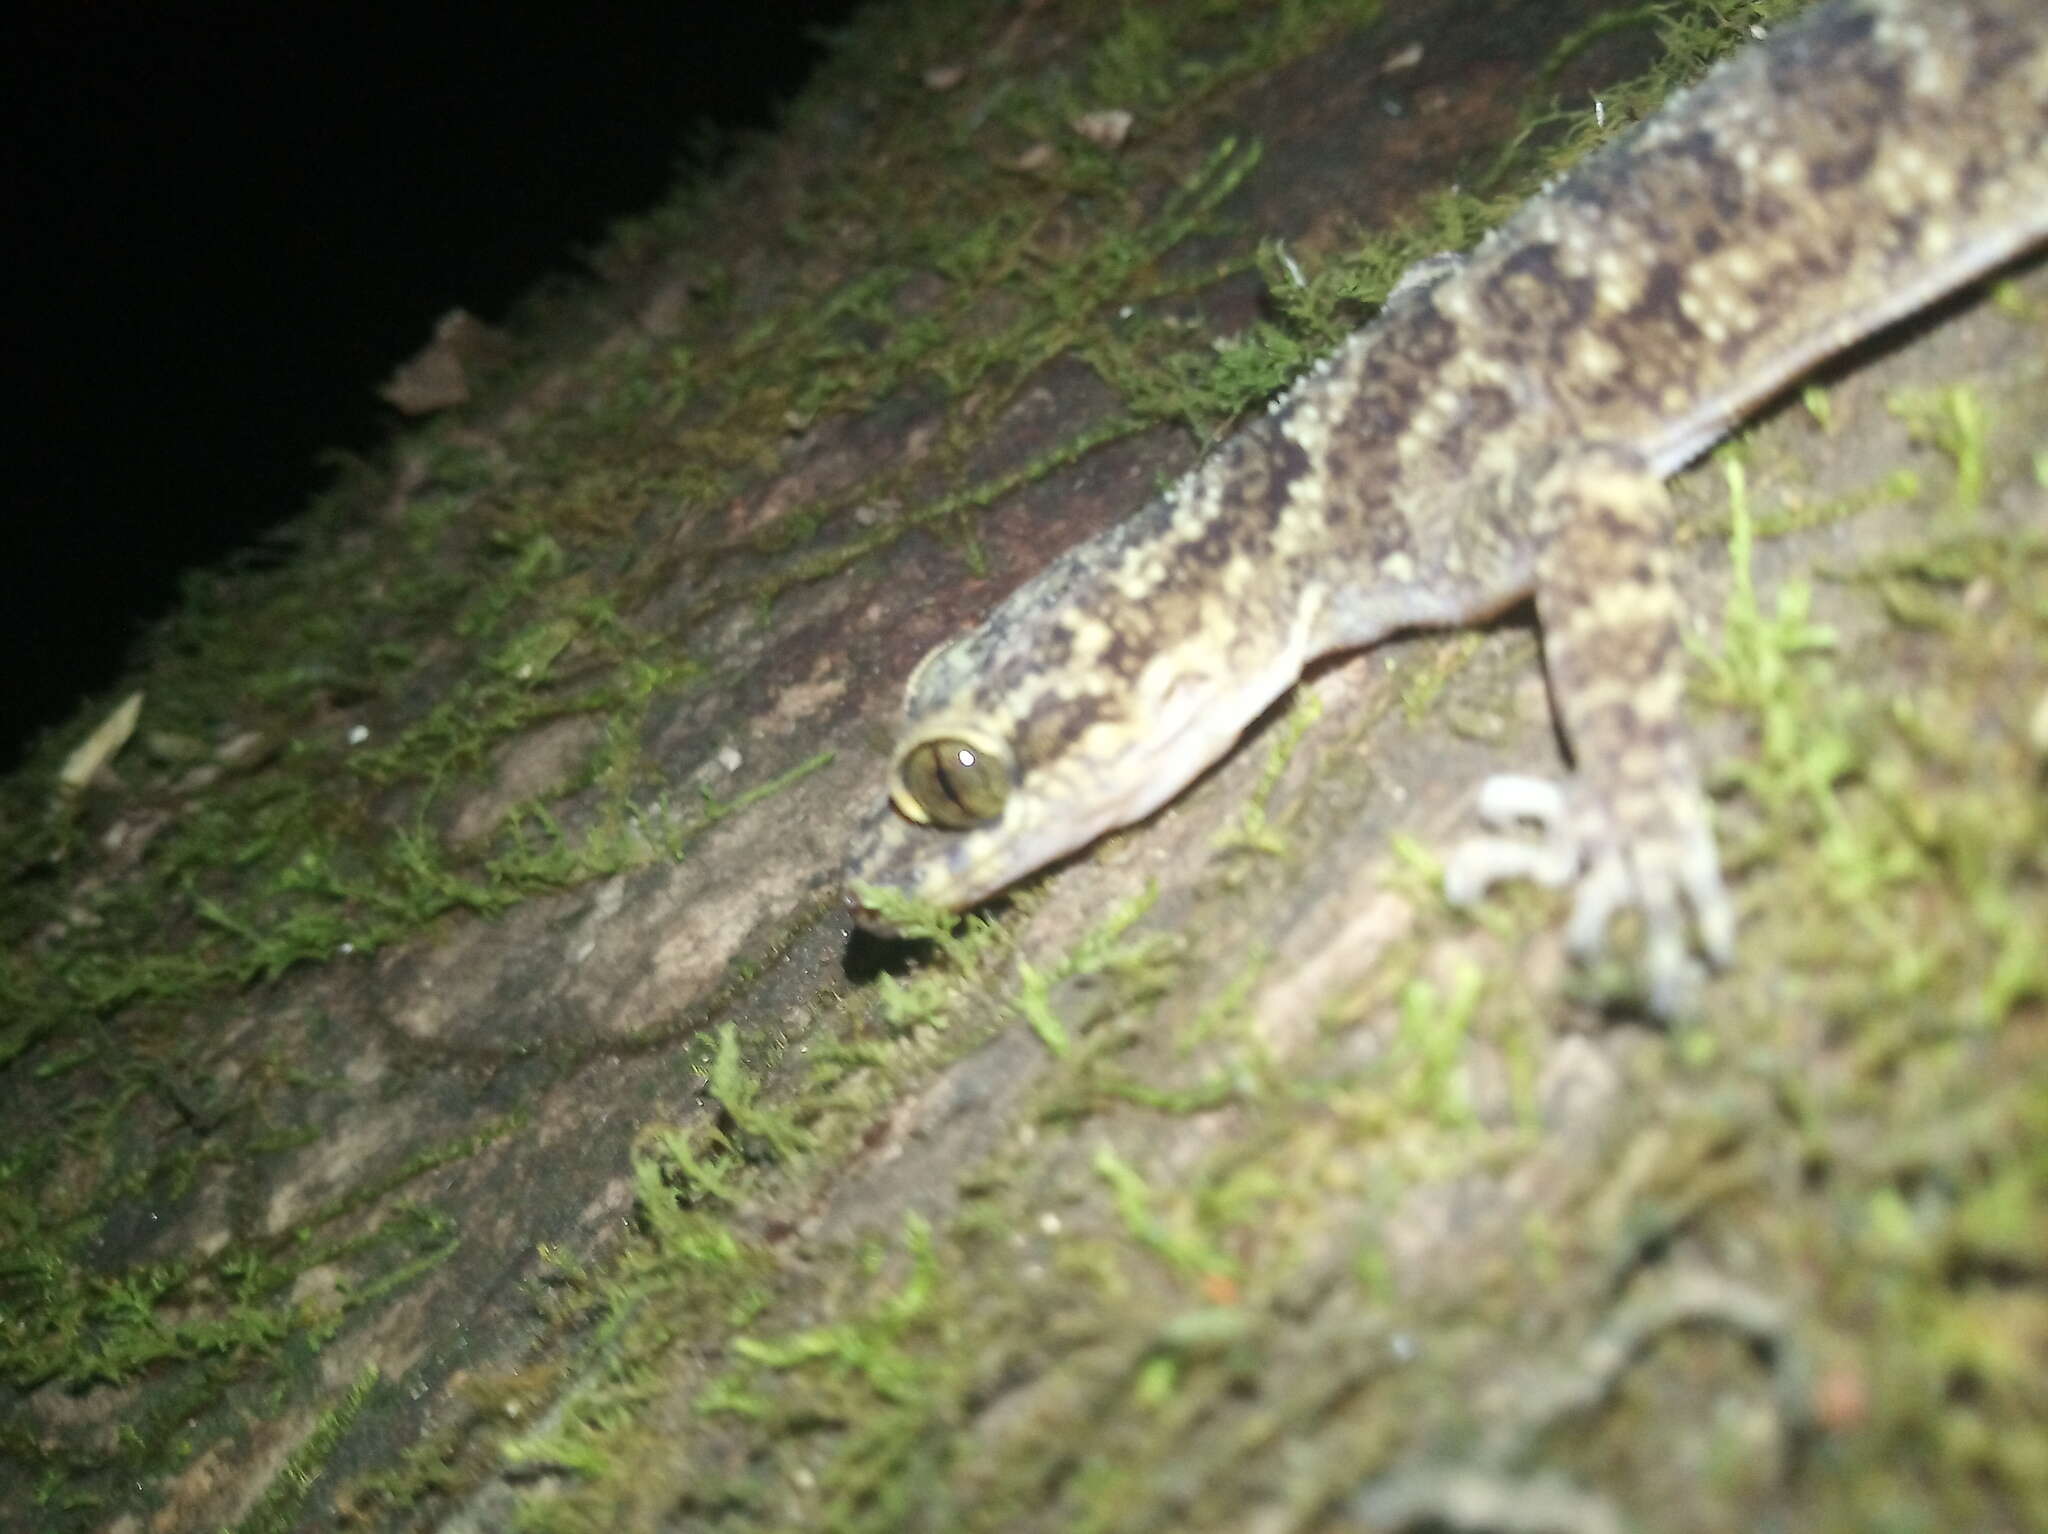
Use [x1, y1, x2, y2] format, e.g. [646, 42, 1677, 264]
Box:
[1445, 445, 1734, 1013]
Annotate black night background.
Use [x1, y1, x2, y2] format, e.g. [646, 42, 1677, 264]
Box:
[8, 5, 864, 771]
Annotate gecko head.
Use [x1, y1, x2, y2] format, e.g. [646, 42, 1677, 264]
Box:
[844, 604, 1307, 931]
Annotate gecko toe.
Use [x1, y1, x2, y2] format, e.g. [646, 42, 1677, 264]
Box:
[1444, 837, 1578, 908]
[1473, 773, 1569, 833]
[1445, 772, 1578, 904]
[1562, 850, 1631, 957]
[1682, 823, 1736, 968]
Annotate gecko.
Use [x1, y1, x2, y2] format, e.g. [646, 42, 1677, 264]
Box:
[845, 0, 2048, 1012]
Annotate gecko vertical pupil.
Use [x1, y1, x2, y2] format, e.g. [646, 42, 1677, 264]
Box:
[903, 737, 1010, 828]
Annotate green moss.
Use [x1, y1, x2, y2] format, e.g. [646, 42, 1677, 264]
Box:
[1212, 689, 1325, 858]
[1093, 1145, 1234, 1279]
[1390, 965, 1486, 1128]
[228, 1365, 380, 1534]
[1013, 884, 1177, 1059]
[1888, 383, 1992, 514]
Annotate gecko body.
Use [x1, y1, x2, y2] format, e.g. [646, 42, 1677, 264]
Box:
[846, 0, 2048, 1008]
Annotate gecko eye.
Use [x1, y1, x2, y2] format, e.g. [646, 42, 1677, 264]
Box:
[894, 735, 1012, 829]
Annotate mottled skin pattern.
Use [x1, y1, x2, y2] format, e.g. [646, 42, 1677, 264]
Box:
[848, 0, 2048, 1010]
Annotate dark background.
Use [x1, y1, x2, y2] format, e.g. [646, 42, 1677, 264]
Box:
[7, 5, 866, 772]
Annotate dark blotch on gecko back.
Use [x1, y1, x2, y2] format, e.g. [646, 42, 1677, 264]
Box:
[1486, 241, 1599, 338]
[1385, 297, 1460, 373]
[1624, 260, 1697, 344]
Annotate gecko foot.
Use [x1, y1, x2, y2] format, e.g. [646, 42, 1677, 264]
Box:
[1443, 771, 1734, 1016]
